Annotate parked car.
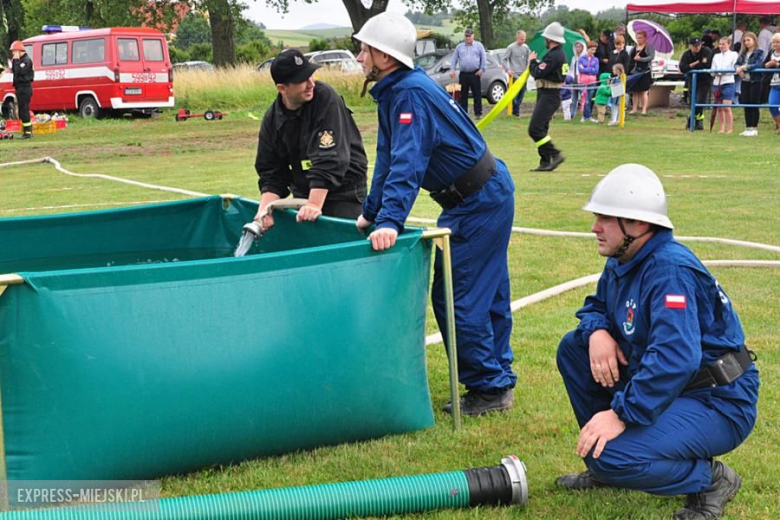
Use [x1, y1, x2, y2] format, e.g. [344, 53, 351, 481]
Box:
[414, 50, 508, 104]
[172, 60, 215, 72]
[488, 49, 507, 72]
[256, 57, 274, 71]
[304, 50, 362, 74]
[652, 57, 682, 81]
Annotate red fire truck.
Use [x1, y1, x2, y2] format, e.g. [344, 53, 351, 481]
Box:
[1, 27, 174, 118]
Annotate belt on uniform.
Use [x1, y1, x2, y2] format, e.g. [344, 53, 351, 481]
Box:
[684, 347, 756, 392]
[430, 148, 496, 210]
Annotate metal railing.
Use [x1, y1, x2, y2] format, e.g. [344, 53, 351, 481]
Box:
[687, 68, 779, 131]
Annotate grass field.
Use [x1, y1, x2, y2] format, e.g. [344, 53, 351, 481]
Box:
[0, 93, 778, 518]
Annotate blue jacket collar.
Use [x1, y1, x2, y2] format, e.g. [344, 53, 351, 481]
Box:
[608, 228, 674, 277]
[370, 67, 421, 102]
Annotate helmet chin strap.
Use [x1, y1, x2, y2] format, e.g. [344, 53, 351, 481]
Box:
[360, 66, 381, 97]
[612, 218, 653, 259]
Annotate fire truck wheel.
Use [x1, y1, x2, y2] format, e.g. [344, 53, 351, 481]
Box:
[78, 97, 103, 119]
[203, 110, 216, 121]
[1, 100, 14, 120]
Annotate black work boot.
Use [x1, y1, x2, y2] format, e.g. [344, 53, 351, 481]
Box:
[555, 469, 608, 490]
[20, 132, 33, 140]
[442, 388, 514, 416]
[695, 119, 704, 131]
[673, 461, 742, 520]
[533, 153, 565, 172]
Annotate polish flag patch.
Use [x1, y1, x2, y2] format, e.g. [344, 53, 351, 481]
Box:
[399, 112, 413, 124]
[665, 294, 687, 309]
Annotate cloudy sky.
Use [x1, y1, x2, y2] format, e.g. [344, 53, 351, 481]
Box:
[245, 0, 635, 30]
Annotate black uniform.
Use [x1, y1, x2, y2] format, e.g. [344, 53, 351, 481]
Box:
[528, 44, 566, 171]
[11, 53, 34, 137]
[679, 46, 713, 129]
[255, 81, 368, 218]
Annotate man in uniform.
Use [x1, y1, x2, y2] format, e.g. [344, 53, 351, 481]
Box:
[254, 49, 368, 230]
[354, 12, 517, 416]
[528, 22, 566, 172]
[680, 36, 714, 130]
[10, 41, 34, 140]
[556, 164, 759, 520]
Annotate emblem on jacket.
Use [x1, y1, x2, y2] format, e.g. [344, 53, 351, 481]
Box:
[318, 130, 335, 149]
[623, 298, 637, 335]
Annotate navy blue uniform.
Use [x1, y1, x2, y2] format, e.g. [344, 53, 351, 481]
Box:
[365, 67, 517, 392]
[557, 228, 758, 495]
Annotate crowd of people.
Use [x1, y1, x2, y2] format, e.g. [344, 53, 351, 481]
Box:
[251, 13, 760, 519]
[503, 17, 780, 136]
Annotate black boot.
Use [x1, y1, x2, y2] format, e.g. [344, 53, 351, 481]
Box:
[673, 461, 742, 520]
[695, 119, 704, 131]
[556, 469, 608, 490]
[442, 387, 514, 416]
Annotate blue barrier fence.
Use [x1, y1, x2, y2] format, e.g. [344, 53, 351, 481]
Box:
[688, 68, 779, 132]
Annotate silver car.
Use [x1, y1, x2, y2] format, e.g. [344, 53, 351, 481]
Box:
[414, 50, 508, 104]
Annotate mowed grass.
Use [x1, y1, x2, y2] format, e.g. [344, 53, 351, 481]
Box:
[0, 99, 778, 519]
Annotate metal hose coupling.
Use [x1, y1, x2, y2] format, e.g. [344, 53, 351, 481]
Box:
[464, 454, 529, 507]
[242, 221, 264, 240]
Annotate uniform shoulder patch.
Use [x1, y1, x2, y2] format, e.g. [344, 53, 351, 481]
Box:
[665, 294, 687, 309]
[399, 112, 413, 124]
[538, 62, 547, 70]
[318, 130, 335, 149]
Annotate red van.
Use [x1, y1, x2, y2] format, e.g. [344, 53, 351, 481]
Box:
[1, 27, 174, 118]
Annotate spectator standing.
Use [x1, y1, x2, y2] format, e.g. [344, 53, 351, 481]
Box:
[594, 72, 612, 123]
[711, 37, 739, 134]
[503, 30, 531, 117]
[758, 18, 775, 103]
[608, 63, 626, 126]
[450, 28, 487, 119]
[596, 30, 616, 76]
[629, 30, 655, 115]
[679, 36, 714, 130]
[764, 33, 780, 133]
[609, 36, 631, 77]
[568, 40, 588, 120]
[561, 76, 574, 120]
[735, 32, 765, 136]
[578, 41, 600, 122]
[732, 21, 746, 52]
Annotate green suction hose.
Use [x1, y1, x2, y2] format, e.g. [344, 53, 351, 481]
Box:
[1, 456, 528, 519]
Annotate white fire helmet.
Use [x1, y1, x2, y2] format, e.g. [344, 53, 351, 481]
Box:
[354, 12, 417, 69]
[583, 164, 674, 229]
[542, 22, 566, 44]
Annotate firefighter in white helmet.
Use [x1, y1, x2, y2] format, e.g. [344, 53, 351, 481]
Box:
[527, 22, 567, 171]
[556, 164, 758, 520]
[353, 12, 518, 416]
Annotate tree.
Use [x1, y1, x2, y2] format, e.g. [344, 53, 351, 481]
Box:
[408, 0, 553, 49]
[174, 11, 212, 49]
[265, 0, 391, 34]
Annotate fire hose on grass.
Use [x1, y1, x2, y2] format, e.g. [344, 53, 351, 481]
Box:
[0, 456, 528, 519]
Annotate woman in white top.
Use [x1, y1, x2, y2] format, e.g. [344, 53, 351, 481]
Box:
[711, 37, 739, 133]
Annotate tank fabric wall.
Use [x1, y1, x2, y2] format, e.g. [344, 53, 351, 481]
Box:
[0, 197, 434, 481]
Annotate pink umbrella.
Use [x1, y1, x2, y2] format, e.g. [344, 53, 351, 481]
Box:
[628, 19, 675, 57]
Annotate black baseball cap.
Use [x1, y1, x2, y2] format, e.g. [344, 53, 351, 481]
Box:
[270, 49, 319, 84]
[688, 36, 701, 45]
[464, 28, 474, 36]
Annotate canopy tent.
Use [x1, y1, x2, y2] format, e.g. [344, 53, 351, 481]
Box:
[626, 1, 780, 14]
[527, 26, 587, 63]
